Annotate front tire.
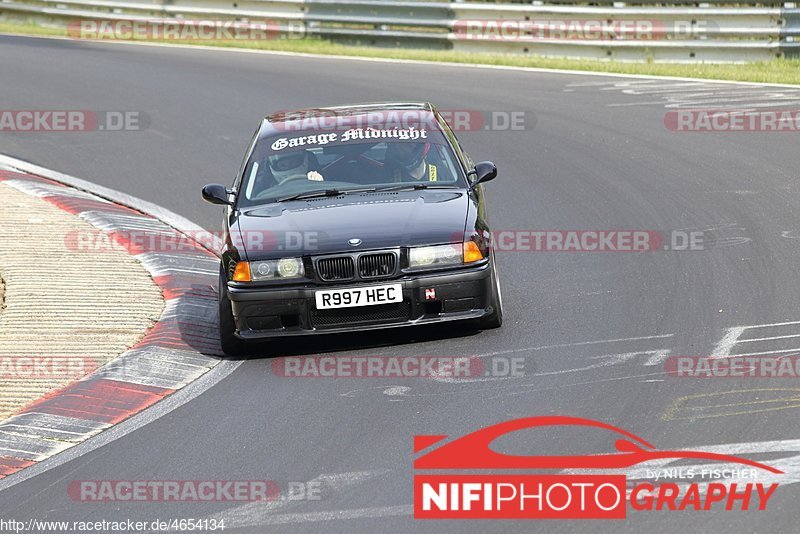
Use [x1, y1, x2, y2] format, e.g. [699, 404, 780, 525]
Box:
[477, 258, 503, 330]
[219, 272, 246, 356]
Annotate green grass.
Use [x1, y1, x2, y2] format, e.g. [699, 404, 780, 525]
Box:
[2, 19, 799, 85]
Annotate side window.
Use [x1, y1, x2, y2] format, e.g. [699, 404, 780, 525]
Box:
[244, 161, 259, 199]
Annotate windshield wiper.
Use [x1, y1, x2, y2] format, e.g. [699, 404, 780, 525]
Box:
[376, 183, 458, 192]
[276, 187, 378, 202]
[277, 189, 341, 202]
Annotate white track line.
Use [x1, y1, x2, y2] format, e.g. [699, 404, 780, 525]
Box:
[738, 334, 800, 343]
[475, 334, 673, 358]
[711, 327, 746, 359]
[254, 505, 413, 525]
[745, 320, 800, 328]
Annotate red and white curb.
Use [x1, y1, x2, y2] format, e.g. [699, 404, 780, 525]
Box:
[0, 168, 222, 478]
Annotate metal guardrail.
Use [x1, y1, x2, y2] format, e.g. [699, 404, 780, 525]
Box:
[1, 0, 798, 62]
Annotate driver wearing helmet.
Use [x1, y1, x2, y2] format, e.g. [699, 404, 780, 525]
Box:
[268, 150, 324, 183]
[385, 142, 438, 183]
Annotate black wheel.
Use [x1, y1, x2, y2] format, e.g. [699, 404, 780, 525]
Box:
[219, 271, 247, 356]
[477, 258, 503, 330]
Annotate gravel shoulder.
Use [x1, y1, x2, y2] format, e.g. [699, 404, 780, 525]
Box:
[0, 179, 164, 421]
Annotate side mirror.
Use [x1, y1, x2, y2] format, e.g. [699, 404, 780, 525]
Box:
[468, 161, 497, 188]
[202, 183, 233, 206]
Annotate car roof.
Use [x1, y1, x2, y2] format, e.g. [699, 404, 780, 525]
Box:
[264, 102, 435, 122]
[259, 102, 439, 138]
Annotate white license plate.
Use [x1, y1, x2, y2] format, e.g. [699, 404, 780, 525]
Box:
[315, 284, 403, 309]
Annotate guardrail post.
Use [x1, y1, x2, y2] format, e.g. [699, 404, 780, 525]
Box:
[782, 2, 800, 57]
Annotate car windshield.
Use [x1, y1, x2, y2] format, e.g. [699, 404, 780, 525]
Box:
[238, 124, 466, 208]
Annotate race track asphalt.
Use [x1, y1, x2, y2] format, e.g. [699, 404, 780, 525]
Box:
[2, 35, 800, 532]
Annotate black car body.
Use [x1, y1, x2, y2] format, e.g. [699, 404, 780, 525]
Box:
[203, 102, 502, 354]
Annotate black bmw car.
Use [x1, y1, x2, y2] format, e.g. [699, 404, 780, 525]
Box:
[202, 102, 502, 355]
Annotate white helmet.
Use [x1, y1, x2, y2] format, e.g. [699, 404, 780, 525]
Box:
[268, 151, 309, 183]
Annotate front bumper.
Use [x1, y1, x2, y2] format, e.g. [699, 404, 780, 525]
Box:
[227, 262, 493, 340]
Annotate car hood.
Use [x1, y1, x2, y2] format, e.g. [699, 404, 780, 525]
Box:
[235, 190, 469, 260]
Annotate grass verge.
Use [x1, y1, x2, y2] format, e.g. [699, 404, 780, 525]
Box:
[1, 19, 799, 85]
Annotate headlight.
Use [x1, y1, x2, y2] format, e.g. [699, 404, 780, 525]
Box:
[408, 244, 463, 270]
[277, 258, 302, 278]
[249, 258, 305, 280]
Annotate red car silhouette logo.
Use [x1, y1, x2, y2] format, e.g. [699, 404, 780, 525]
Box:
[414, 416, 782, 473]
